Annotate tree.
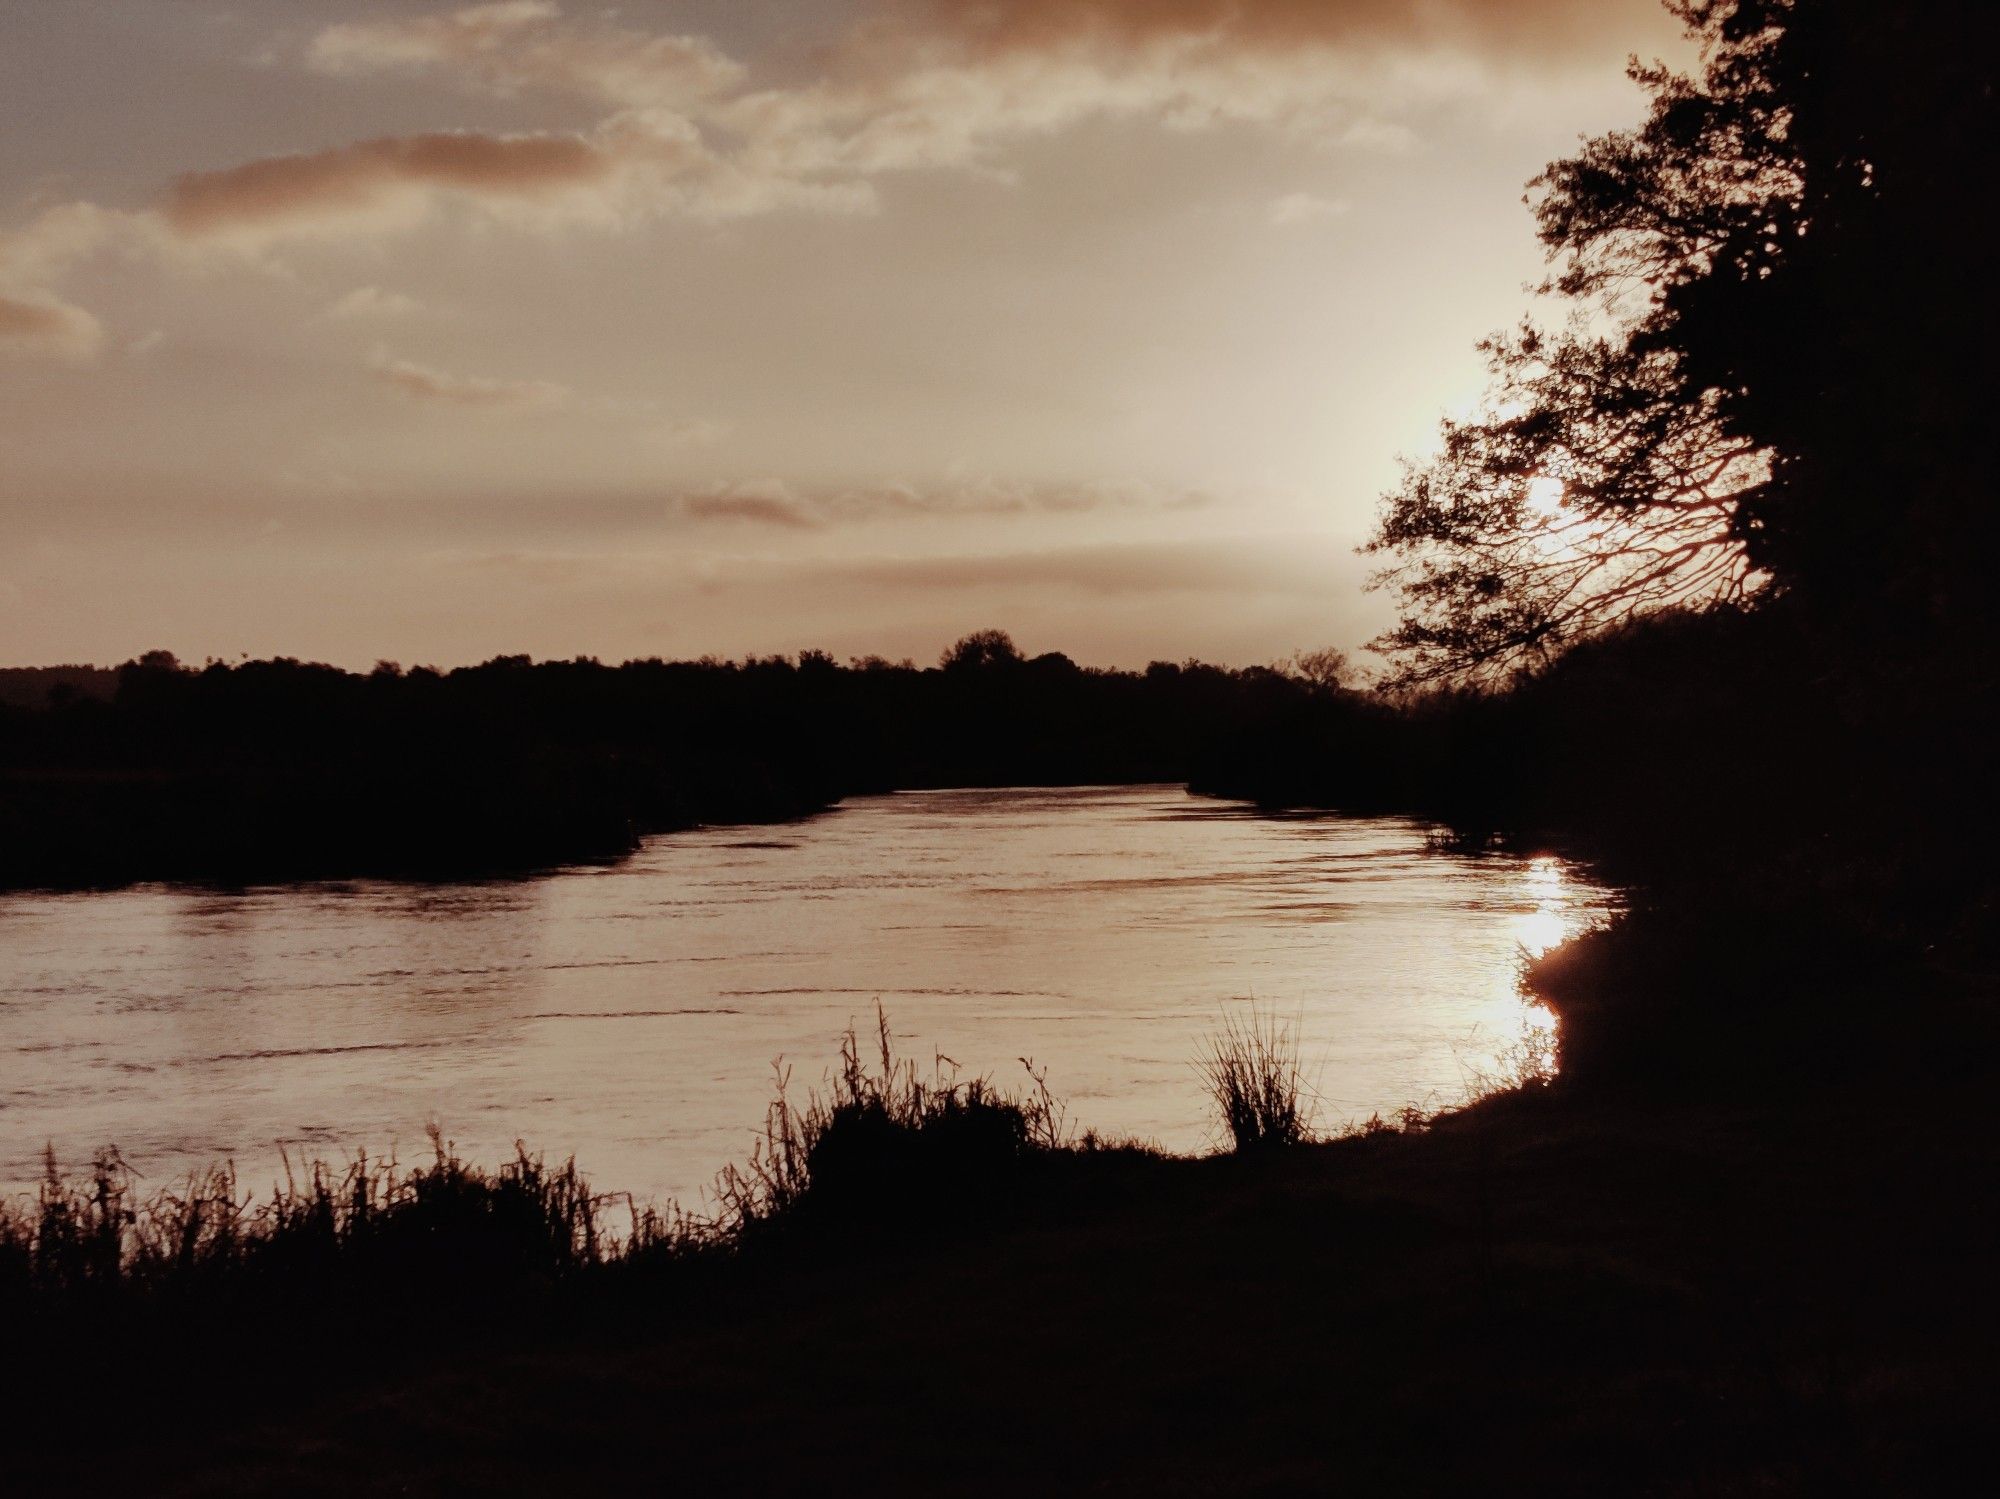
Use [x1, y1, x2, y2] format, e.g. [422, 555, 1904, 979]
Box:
[1367, 0, 1999, 686]
[939, 629, 1025, 672]
[1284, 647, 1355, 693]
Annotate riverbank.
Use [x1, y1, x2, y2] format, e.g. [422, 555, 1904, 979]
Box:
[5, 942, 1991, 1495]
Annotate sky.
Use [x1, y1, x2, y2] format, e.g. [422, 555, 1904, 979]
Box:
[0, 0, 1688, 670]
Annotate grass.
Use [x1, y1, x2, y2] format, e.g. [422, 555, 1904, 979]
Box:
[1195, 1005, 1317, 1151]
[711, 1005, 1075, 1242]
[0, 1131, 698, 1310]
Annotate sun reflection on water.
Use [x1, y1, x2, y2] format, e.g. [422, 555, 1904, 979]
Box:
[1456, 854, 1613, 1101]
[1514, 856, 1575, 959]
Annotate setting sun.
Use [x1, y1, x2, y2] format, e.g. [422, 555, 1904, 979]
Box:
[1527, 474, 1569, 514]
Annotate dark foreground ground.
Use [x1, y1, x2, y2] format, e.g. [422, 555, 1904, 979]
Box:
[33, 1058, 1989, 1498]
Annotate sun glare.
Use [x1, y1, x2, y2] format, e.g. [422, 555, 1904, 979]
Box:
[1513, 855, 1574, 957]
[1526, 475, 1567, 515]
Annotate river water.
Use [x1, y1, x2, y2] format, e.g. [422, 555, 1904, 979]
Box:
[0, 786, 1615, 1208]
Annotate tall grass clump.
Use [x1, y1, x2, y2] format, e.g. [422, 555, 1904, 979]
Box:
[713, 1006, 1069, 1239]
[1197, 1006, 1316, 1152]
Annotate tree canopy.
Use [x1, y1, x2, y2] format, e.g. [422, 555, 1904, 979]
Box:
[1368, 0, 1998, 686]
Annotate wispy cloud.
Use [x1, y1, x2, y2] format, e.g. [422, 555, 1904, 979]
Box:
[711, 0, 1659, 184]
[673, 476, 1209, 529]
[372, 354, 572, 411]
[309, 2, 745, 110]
[648, 417, 730, 450]
[821, 539, 1335, 598]
[1267, 191, 1350, 226]
[420, 533, 1366, 613]
[681, 483, 824, 530]
[164, 131, 619, 248]
[885, 0, 1662, 61]
[325, 286, 426, 320]
[0, 292, 103, 361]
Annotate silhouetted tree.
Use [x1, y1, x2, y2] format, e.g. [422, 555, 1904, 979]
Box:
[940, 629, 1024, 672]
[1285, 647, 1355, 693]
[1368, 0, 1998, 684]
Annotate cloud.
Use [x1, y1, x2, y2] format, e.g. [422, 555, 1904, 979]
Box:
[1335, 117, 1419, 153]
[887, 0, 1667, 62]
[649, 417, 730, 450]
[0, 204, 180, 350]
[672, 476, 1208, 529]
[0, 0, 1671, 347]
[1267, 191, 1350, 225]
[719, 0, 1676, 182]
[280, 0, 1663, 231]
[833, 477, 1208, 519]
[816, 537, 1346, 599]
[164, 131, 618, 247]
[325, 285, 425, 320]
[0, 293, 104, 360]
[373, 355, 572, 411]
[150, 112, 866, 258]
[0, 202, 166, 286]
[713, 49, 1368, 183]
[309, 2, 745, 110]
[681, 483, 824, 530]
[425, 535, 1352, 600]
[365, 352, 711, 429]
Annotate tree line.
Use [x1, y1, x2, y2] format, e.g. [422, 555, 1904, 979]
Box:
[0, 634, 1396, 888]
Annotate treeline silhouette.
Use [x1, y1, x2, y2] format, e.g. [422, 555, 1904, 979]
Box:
[0, 633, 1391, 889]
[0, 665, 116, 709]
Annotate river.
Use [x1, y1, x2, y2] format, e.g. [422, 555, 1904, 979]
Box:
[0, 786, 1615, 1208]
